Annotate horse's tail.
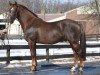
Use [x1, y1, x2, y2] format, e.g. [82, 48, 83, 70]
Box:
[80, 25, 86, 61]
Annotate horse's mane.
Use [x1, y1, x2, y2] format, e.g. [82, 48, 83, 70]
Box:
[18, 4, 38, 18]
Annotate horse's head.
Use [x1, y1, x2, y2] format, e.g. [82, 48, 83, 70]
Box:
[9, 1, 18, 24]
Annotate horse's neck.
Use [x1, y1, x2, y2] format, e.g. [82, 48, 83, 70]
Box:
[17, 8, 37, 32]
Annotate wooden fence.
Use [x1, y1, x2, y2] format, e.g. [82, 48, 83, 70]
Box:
[0, 43, 100, 64]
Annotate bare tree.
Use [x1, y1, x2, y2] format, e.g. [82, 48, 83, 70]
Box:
[80, 0, 100, 39]
[0, 0, 9, 14]
[93, 0, 100, 38]
[0, 0, 89, 14]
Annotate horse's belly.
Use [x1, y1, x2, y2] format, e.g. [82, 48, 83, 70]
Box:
[37, 33, 63, 44]
[37, 38, 63, 44]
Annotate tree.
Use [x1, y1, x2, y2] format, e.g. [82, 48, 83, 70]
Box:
[94, 0, 100, 38]
[0, 0, 89, 14]
[80, 0, 100, 39]
[0, 0, 9, 14]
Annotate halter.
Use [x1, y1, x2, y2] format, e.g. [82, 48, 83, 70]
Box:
[10, 5, 19, 21]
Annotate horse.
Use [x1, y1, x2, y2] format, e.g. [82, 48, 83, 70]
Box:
[9, 1, 86, 73]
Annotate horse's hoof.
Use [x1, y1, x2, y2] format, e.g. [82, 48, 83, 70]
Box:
[31, 66, 37, 71]
[70, 69, 76, 74]
[78, 68, 83, 74]
[79, 68, 83, 72]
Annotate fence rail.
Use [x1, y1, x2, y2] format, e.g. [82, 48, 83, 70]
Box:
[0, 44, 100, 64]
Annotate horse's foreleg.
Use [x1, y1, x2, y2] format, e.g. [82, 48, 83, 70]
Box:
[28, 40, 37, 71]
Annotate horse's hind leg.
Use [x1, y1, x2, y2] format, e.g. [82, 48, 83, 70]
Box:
[70, 42, 80, 73]
[78, 50, 85, 72]
[73, 43, 85, 72]
[70, 42, 79, 72]
[70, 42, 84, 73]
[70, 51, 78, 73]
[79, 57, 84, 72]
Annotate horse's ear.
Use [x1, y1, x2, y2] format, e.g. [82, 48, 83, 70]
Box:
[15, 1, 17, 5]
[9, 1, 12, 6]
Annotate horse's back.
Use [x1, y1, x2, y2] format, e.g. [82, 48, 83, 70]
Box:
[36, 19, 81, 43]
[57, 19, 81, 42]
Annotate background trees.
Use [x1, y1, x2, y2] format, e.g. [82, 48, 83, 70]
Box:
[0, 0, 88, 14]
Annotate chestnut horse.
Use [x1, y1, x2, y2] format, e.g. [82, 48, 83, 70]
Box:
[9, 2, 86, 73]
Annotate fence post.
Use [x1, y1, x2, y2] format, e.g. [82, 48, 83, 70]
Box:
[46, 48, 49, 62]
[6, 45, 10, 64]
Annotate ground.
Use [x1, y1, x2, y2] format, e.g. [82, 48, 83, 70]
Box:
[0, 62, 100, 75]
[0, 57, 100, 75]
